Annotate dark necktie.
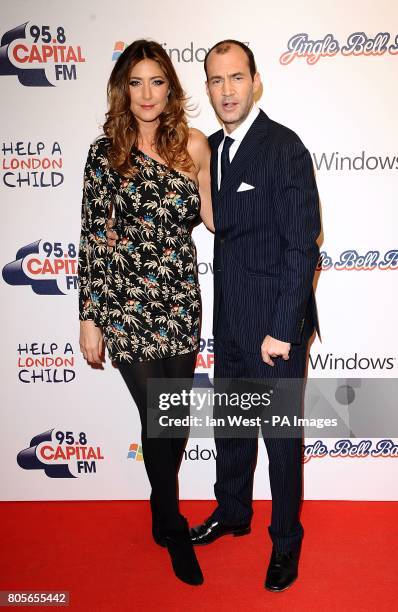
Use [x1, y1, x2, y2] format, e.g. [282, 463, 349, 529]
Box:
[220, 136, 234, 187]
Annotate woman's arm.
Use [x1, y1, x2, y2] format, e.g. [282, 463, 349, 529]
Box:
[78, 139, 113, 364]
[188, 128, 214, 233]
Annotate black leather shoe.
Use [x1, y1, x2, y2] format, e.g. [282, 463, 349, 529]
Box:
[264, 546, 301, 592]
[165, 519, 204, 586]
[190, 516, 251, 545]
[149, 494, 166, 547]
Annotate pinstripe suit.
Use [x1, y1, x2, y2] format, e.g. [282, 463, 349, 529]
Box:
[210, 109, 321, 552]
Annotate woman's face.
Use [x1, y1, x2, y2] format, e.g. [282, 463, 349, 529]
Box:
[128, 58, 169, 124]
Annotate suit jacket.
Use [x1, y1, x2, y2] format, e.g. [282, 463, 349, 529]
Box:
[210, 109, 321, 353]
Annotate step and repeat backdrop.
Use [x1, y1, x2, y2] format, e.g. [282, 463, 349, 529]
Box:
[1, 0, 397, 500]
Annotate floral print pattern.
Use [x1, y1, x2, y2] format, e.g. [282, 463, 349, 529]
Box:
[78, 137, 201, 363]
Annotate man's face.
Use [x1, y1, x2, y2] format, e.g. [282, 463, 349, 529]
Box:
[206, 45, 260, 133]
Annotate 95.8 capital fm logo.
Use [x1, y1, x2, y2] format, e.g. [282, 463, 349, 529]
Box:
[193, 337, 214, 388]
[17, 429, 104, 478]
[0, 22, 85, 86]
[2, 239, 78, 295]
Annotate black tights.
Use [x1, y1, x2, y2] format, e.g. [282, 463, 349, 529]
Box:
[118, 351, 196, 531]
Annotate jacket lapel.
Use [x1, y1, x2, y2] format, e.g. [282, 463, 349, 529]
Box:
[209, 131, 223, 204]
[216, 110, 270, 200]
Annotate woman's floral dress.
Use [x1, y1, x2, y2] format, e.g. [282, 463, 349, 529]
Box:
[78, 137, 201, 363]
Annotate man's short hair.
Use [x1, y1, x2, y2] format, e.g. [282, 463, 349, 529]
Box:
[204, 40, 257, 79]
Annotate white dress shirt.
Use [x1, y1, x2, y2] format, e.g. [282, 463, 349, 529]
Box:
[217, 104, 260, 189]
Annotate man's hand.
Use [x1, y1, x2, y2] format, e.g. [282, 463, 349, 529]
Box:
[79, 320, 104, 365]
[106, 218, 118, 247]
[261, 335, 291, 366]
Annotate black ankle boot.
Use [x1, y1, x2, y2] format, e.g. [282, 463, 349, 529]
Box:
[164, 519, 204, 586]
[149, 494, 166, 547]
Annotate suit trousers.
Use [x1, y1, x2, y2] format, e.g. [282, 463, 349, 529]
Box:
[212, 293, 312, 552]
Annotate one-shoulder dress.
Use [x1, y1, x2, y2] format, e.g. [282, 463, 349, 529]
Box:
[78, 137, 201, 364]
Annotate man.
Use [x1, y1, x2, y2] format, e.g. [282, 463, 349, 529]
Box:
[188, 40, 320, 592]
[108, 40, 321, 592]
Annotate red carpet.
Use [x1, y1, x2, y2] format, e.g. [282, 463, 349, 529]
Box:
[1, 501, 397, 611]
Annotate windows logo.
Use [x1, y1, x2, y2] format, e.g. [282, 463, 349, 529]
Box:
[112, 41, 127, 61]
[128, 443, 143, 461]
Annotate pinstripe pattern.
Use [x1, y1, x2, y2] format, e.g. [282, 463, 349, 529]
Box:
[210, 110, 321, 351]
[209, 110, 321, 552]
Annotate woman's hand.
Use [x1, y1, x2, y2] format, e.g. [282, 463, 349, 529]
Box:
[106, 217, 118, 247]
[79, 320, 104, 365]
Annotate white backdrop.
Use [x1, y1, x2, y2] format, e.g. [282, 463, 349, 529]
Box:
[1, 0, 397, 500]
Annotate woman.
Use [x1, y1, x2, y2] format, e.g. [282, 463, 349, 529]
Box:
[78, 39, 213, 586]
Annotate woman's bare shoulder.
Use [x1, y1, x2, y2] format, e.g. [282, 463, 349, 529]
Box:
[188, 128, 210, 160]
[188, 127, 208, 143]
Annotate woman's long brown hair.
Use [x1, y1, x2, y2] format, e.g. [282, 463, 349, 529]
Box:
[103, 39, 193, 177]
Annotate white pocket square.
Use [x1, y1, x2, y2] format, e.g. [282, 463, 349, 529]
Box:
[237, 182, 255, 192]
